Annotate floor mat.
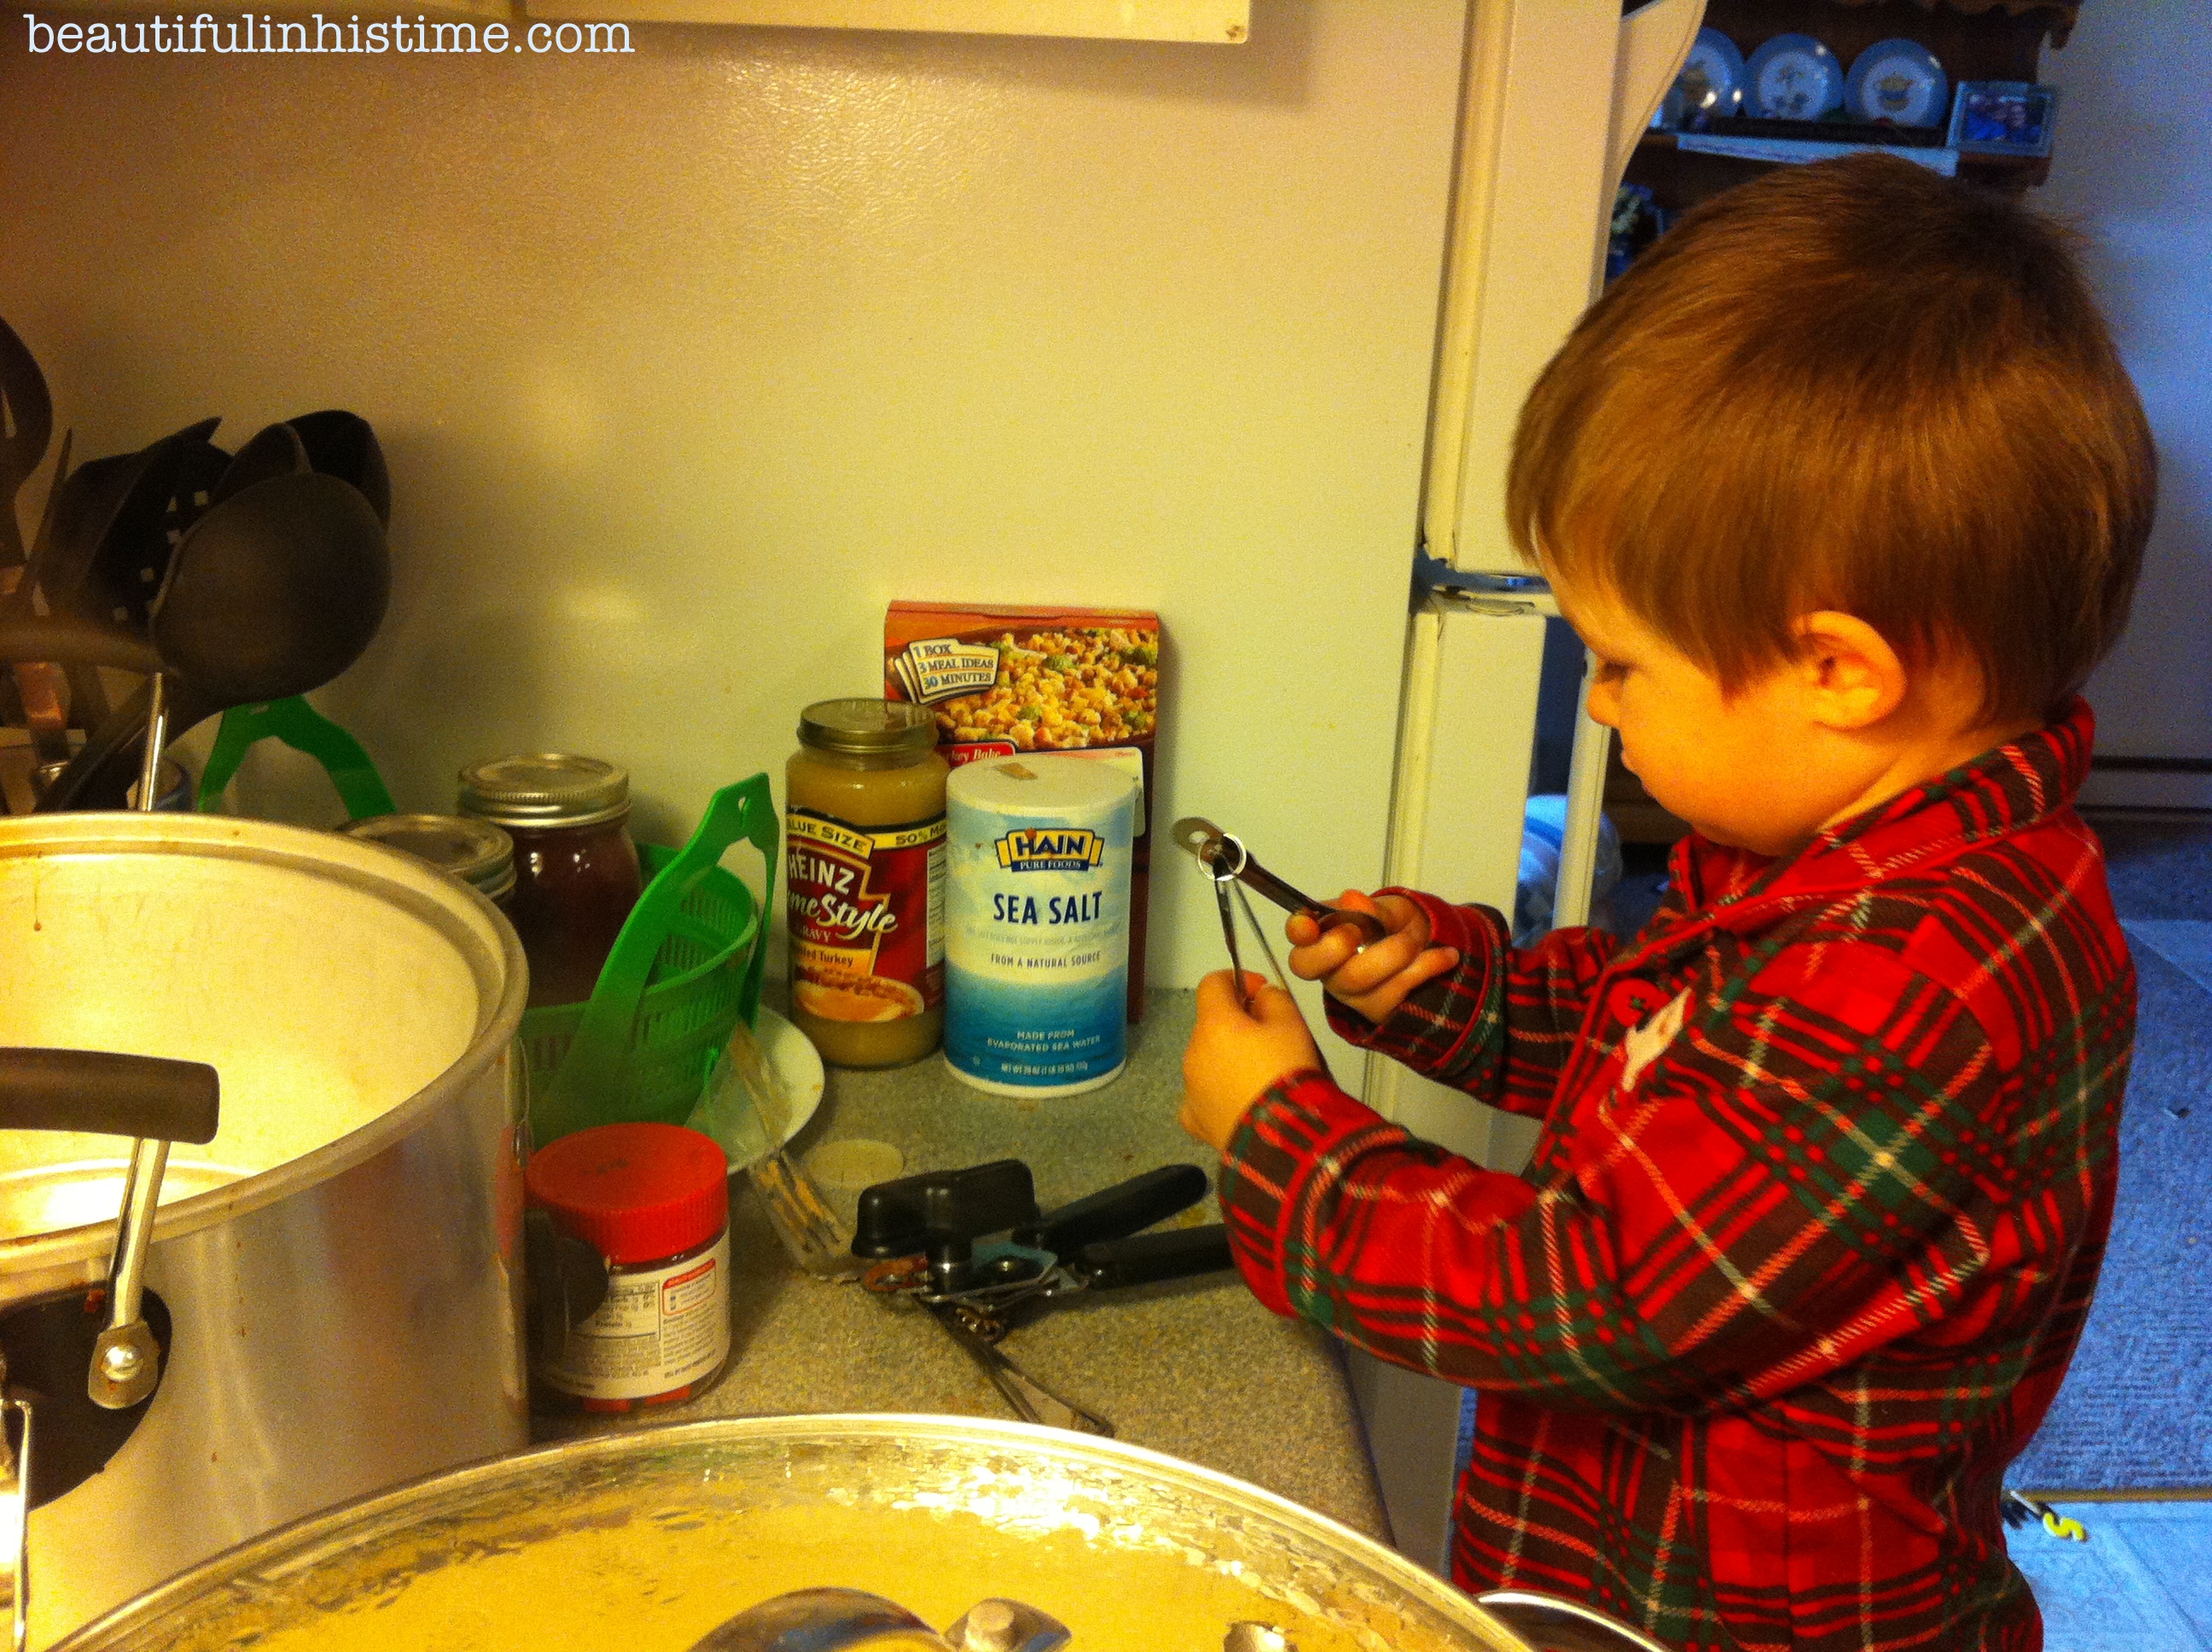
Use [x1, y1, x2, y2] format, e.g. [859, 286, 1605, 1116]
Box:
[2126, 918, 2212, 998]
[2009, 839, 2212, 1493]
[2011, 1500, 2212, 1651]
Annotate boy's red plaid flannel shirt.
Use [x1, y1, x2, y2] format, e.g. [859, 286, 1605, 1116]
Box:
[1219, 703, 2131, 1652]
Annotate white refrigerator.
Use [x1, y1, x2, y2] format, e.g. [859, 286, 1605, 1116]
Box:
[1348, 0, 1703, 1573]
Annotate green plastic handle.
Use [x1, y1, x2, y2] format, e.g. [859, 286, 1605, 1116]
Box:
[196, 698, 397, 820]
[531, 774, 777, 1143]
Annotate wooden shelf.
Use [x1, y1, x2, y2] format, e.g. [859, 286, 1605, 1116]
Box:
[1636, 130, 2052, 190]
[1701, 0, 2066, 77]
[1820, 0, 2078, 51]
[1627, 0, 2073, 209]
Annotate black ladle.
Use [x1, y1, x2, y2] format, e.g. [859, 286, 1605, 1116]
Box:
[287, 410, 390, 527]
[0, 316, 54, 569]
[158, 470, 387, 705]
[20, 469, 389, 811]
[207, 420, 306, 511]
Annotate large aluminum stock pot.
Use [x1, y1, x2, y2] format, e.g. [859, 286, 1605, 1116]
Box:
[58, 1415, 1559, 1651]
[0, 811, 531, 1649]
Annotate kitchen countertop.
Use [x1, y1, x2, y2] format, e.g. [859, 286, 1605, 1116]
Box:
[537, 989, 1390, 1543]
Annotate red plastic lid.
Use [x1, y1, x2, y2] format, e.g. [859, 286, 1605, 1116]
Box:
[526, 1123, 729, 1265]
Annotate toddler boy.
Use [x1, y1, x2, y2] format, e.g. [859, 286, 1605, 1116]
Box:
[1181, 154, 2155, 1652]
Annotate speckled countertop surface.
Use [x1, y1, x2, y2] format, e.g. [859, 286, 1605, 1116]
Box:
[538, 989, 1388, 1542]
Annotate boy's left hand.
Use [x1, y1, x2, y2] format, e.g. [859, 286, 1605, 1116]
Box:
[1179, 970, 1322, 1152]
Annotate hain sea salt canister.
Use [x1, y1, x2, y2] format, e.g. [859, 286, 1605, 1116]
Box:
[945, 756, 1138, 1096]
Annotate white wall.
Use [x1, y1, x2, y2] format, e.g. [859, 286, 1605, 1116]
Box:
[2044, 6, 2212, 764]
[0, 0, 1468, 988]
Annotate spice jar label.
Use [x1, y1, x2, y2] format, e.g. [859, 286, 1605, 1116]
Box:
[787, 808, 947, 1022]
[541, 1230, 731, 1402]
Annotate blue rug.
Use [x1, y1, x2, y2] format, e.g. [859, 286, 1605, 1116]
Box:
[2009, 823, 2212, 1493]
[2011, 1500, 2212, 1651]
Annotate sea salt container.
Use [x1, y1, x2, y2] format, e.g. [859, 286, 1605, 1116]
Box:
[944, 757, 1138, 1096]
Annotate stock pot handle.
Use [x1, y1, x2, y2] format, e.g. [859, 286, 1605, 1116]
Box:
[1, 1393, 29, 1652]
[0, 1048, 219, 1143]
[0, 1049, 221, 1414]
[0, 1050, 215, 1650]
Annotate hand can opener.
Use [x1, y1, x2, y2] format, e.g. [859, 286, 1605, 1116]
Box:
[853, 1161, 1234, 1435]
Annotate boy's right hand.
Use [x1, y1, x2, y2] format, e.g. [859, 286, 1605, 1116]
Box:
[1286, 890, 1459, 1026]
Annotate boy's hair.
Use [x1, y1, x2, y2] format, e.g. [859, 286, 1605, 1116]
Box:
[1508, 153, 2156, 724]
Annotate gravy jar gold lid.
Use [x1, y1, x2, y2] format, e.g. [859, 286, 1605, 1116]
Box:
[797, 700, 938, 759]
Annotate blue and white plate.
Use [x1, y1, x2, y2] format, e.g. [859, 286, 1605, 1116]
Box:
[1846, 38, 1948, 128]
[1669, 27, 1746, 126]
[1743, 32, 1845, 120]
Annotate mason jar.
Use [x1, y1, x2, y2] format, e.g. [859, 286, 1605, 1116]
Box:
[459, 753, 643, 1009]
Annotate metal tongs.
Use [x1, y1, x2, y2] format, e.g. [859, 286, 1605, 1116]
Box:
[1169, 817, 1382, 1014]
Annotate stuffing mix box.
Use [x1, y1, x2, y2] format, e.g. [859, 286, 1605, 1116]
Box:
[884, 602, 1161, 1020]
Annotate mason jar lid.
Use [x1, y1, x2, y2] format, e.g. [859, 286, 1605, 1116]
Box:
[338, 813, 518, 900]
[797, 699, 939, 758]
[457, 753, 631, 829]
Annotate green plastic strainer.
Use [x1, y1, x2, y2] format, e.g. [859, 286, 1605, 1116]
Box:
[521, 773, 777, 1146]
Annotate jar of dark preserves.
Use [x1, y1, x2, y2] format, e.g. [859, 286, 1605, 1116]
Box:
[458, 753, 643, 1009]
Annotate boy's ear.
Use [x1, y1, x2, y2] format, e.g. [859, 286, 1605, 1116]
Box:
[1789, 611, 1906, 730]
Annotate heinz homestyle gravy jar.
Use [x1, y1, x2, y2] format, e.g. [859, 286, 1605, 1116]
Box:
[785, 700, 947, 1067]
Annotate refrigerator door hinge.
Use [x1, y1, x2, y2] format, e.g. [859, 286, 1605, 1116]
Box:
[1412, 546, 1548, 602]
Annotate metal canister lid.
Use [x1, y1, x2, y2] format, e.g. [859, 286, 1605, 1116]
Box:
[339, 813, 518, 900]
[457, 753, 631, 829]
[797, 699, 939, 757]
[946, 753, 1138, 821]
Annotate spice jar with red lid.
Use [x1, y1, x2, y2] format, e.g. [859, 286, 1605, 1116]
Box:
[457, 753, 644, 1009]
[525, 1121, 731, 1412]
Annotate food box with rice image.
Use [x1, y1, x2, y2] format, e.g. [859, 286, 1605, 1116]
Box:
[885, 602, 1161, 1020]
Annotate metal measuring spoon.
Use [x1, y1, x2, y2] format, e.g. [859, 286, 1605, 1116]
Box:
[1169, 816, 1385, 1015]
[945, 1598, 1072, 1652]
[1167, 818, 1388, 945]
